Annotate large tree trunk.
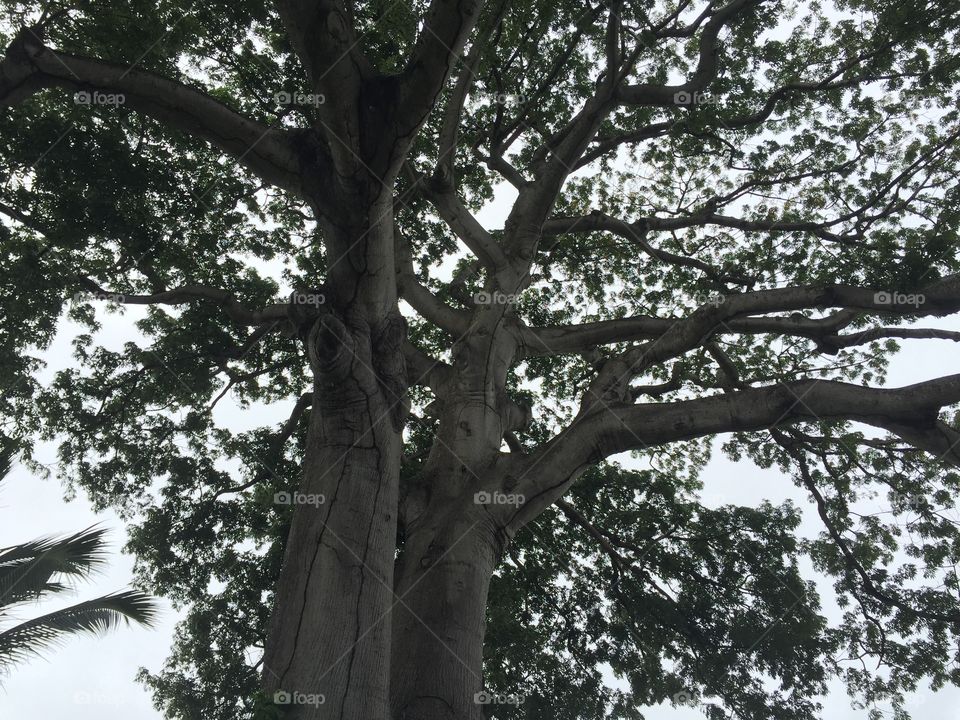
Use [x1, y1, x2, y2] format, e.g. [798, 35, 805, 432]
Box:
[261, 313, 404, 720]
[261, 176, 515, 718]
[390, 514, 501, 720]
[262, 188, 409, 719]
[384, 331, 520, 719]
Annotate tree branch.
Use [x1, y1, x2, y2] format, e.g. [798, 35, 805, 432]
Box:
[509, 374, 960, 530]
[408, 165, 511, 271]
[394, 223, 472, 335]
[542, 210, 756, 285]
[74, 280, 293, 327]
[1, 27, 304, 194]
[773, 427, 960, 624]
[209, 392, 313, 501]
[519, 275, 960, 359]
[398, 0, 485, 137]
[616, 0, 762, 107]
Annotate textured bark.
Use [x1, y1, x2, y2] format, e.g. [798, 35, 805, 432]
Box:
[262, 308, 406, 720]
[390, 515, 500, 720]
[264, 317, 400, 720]
[385, 327, 520, 720]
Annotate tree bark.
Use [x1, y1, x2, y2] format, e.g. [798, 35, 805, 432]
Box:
[390, 513, 501, 720]
[262, 304, 407, 719]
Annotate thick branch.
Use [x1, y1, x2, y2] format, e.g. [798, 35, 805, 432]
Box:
[273, 0, 372, 86]
[1, 28, 304, 194]
[510, 375, 960, 530]
[394, 224, 472, 335]
[411, 166, 511, 271]
[520, 275, 960, 358]
[402, 341, 452, 396]
[616, 0, 761, 106]
[399, 0, 484, 137]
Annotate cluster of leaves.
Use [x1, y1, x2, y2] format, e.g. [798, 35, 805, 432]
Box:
[484, 462, 830, 720]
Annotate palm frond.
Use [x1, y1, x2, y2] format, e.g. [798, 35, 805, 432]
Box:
[0, 526, 111, 612]
[0, 590, 159, 668]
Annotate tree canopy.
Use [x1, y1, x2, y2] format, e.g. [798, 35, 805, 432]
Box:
[2, 0, 960, 718]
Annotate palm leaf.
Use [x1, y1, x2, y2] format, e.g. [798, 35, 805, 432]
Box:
[0, 590, 158, 668]
[0, 438, 158, 674]
[0, 527, 111, 612]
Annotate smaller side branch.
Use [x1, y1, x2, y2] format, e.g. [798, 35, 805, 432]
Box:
[74, 280, 291, 326]
[616, 0, 762, 107]
[774, 428, 960, 624]
[209, 392, 313, 501]
[542, 211, 756, 285]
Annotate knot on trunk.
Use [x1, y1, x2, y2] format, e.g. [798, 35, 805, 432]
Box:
[307, 313, 355, 382]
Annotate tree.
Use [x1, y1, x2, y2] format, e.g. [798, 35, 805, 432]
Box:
[2, 0, 960, 718]
[0, 446, 158, 672]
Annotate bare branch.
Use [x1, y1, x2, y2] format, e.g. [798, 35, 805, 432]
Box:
[74, 280, 292, 327]
[408, 165, 511, 271]
[402, 341, 452, 396]
[436, 0, 510, 181]
[209, 392, 313, 501]
[273, 0, 373, 86]
[542, 211, 756, 285]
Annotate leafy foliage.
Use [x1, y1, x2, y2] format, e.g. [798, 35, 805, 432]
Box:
[1, 0, 960, 718]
